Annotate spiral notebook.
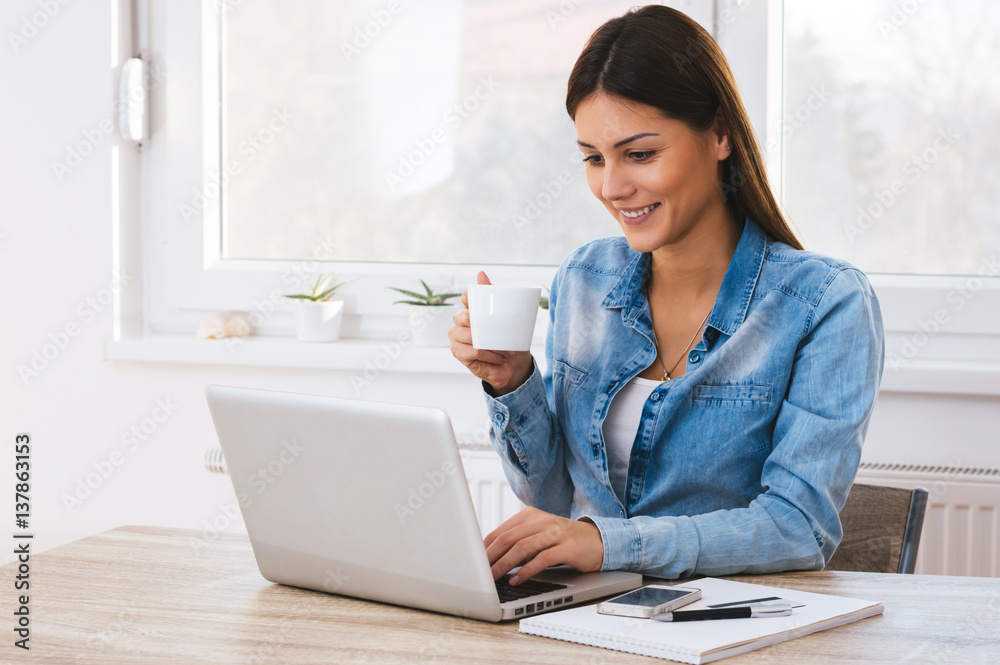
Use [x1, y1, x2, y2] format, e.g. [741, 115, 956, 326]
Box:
[519, 577, 883, 664]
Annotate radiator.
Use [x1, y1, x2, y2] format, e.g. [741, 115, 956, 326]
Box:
[457, 451, 1000, 578]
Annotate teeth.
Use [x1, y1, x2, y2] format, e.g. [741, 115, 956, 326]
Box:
[621, 204, 658, 218]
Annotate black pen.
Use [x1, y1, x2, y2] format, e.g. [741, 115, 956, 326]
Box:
[652, 603, 793, 622]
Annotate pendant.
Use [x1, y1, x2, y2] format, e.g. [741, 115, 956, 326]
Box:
[661, 372, 670, 381]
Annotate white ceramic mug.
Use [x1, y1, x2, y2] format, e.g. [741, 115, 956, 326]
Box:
[467, 285, 541, 351]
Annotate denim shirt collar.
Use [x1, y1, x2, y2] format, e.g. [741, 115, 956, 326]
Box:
[601, 218, 768, 338]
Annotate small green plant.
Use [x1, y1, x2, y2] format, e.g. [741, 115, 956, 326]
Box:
[284, 273, 345, 302]
[388, 280, 461, 306]
[539, 286, 550, 310]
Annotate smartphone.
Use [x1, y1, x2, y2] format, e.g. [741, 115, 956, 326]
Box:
[596, 585, 702, 618]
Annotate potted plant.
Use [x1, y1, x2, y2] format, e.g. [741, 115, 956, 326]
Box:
[285, 273, 346, 342]
[388, 280, 462, 347]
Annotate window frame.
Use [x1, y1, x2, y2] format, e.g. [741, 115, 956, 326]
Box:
[109, 0, 1000, 394]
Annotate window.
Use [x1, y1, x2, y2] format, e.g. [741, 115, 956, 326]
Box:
[777, 0, 1000, 385]
[781, 0, 1000, 276]
[132, 0, 656, 344]
[115, 0, 998, 393]
[221, 0, 645, 266]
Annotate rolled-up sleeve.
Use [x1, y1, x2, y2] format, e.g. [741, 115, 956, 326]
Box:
[483, 270, 574, 517]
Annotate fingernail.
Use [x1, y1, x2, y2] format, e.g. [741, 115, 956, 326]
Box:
[510, 575, 520, 585]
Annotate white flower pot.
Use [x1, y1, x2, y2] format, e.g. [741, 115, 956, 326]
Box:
[408, 303, 460, 347]
[294, 300, 344, 342]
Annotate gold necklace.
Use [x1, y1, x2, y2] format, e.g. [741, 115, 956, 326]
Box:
[650, 309, 712, 381]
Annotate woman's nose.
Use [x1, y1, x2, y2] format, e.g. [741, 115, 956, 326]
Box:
[601, 162, 633, 202]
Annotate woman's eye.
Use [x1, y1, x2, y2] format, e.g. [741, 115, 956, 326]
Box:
[630, 150, 655, 162]
[582, 154, 604, 166]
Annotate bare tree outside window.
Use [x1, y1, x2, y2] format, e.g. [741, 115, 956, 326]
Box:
[221, 2, 999, 275]
[783, 0, 1000, 276]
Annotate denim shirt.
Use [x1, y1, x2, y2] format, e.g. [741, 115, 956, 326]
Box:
[484, 219, 885, 579]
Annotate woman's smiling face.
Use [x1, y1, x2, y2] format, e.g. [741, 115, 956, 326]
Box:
[575, 93, 731, 253]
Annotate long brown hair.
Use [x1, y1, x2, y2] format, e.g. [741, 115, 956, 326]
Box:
[566, 5, 802, 250]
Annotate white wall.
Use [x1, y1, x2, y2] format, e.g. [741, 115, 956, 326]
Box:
[1, 1, 997, 562]
[0, 0, 490, 560]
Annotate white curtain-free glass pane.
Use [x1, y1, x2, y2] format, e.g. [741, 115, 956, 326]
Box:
[782, 1, 1000, 276]
[221, 1, 638, 265]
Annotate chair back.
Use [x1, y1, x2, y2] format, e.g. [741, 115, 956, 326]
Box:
[826, 483, 929, 574]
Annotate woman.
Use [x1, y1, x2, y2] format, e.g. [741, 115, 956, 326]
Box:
[449, 5, 883, 585]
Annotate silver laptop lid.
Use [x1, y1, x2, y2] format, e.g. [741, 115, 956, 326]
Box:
[205, 385, 504, 621]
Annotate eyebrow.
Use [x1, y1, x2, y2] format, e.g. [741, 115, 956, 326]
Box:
[576, 132, 660, 150]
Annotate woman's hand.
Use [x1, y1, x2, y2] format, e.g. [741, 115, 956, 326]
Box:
[449, 271, 534, 396]
[484, 507, 605, 585]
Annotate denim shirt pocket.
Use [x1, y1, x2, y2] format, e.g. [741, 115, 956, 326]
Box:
[691, 382, 775, 455]
[692, 382, 772, 406]
[552, 359, 590, 423]
[552, 358, 588, 386]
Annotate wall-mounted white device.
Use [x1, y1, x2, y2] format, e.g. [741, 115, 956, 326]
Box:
[118, 56, 147, 145]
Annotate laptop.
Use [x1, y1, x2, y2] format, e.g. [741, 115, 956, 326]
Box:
[205, 385, 642, 622]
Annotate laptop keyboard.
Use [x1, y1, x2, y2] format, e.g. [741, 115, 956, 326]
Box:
[495, 574, 567, 604]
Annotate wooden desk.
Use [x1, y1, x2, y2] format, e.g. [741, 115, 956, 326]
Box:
[1, 526, 998, 664]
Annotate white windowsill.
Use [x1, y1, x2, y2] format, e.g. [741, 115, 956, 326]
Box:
[104, 333, 497, 374]
[879, 359, 1000, 397]
[106, 334, 1000, 396]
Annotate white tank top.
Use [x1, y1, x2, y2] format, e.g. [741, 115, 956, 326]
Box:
[602, 376, 661, 505]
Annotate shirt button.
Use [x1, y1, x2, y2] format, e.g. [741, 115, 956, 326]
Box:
[689, 352, 702, 364]
[705, 329, 718, 340]
[649, 392, 661, 402]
